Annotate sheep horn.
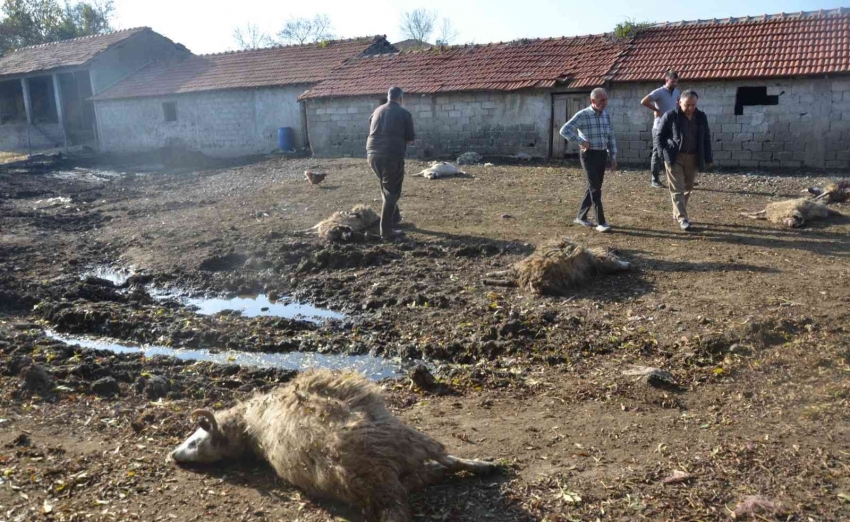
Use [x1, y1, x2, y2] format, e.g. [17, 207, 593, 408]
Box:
[190, 409, 219, 434]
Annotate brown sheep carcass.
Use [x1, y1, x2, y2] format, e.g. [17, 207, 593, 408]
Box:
[740, 198, 841, 228]
[171, 370, 499, 522]
[301, 204, 380, 242]
[486, 239, 630, 296]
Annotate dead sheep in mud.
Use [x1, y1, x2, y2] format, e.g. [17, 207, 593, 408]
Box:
[806, 179, 850, 203]
[417, 161, 465, 179]
[171, 370, 499, 522]
[485, 239, 630, 296]
[740, 198, 842, 228]
[299, 204, 379, 242]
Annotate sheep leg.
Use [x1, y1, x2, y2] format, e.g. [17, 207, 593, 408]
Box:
[482, 278, 517, 287]
[437, 454, 501, 475]
[739, 210, 767, 220]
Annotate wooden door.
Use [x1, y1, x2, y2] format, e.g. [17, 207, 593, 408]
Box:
[551, 94, 588, 158]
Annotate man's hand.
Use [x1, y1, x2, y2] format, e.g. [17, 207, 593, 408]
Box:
[654, 110, 662, 119]
[579, 141, 590, 151]
[611, 161, 618, 172]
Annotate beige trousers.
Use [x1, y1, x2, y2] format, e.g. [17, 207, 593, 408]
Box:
[665, 153, 697, 223]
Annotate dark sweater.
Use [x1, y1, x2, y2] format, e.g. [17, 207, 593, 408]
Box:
[366, 101, 415, 157]
[654, 107, 713, 171]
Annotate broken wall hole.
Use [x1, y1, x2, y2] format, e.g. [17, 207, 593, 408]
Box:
[45, 331, 410, 381]
[735, 86, 779, 115]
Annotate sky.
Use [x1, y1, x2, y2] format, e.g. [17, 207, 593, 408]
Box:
[111, 0, 849, 55]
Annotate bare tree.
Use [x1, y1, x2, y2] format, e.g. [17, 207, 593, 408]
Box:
[232, 23, 274, 50]
[400, 9, 437, 43]
[435, 17, 458, 46]
[277, 14, 334, 45]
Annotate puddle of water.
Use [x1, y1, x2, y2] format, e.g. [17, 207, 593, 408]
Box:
[178, 294, 345, 322]
[80, 264, 344, 323]
[49, 168, 124, 183]
[81, 266, 136, 286]
[45, 331, 405, 381]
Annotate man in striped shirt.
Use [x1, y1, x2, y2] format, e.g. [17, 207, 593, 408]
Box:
[559, 88, 618, 233]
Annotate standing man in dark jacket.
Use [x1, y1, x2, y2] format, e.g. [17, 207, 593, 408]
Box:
[366, 86, 415, 240]
[654, 89, 712, 231]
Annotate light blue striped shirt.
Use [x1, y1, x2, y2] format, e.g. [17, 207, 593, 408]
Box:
[559, 106, 617, 161]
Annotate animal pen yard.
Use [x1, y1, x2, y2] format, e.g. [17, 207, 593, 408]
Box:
[0, 152, 848, 520]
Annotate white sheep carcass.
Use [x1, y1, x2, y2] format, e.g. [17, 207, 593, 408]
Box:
[171, 370, 499, 521]
[418, 161, 465, 179]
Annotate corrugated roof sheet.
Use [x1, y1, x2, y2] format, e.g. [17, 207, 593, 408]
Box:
[300, 36, 624, 99]
[91, 37, 391, 100]
[0, 27, 150, 78]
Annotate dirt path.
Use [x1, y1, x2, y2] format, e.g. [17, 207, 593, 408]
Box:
[1, 155, 848, 521]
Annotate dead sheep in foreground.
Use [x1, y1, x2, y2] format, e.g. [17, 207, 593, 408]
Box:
[171, 370, 499, 522]
[806, 179, 850, 203]
[299, 204, 379, 242]
[740, 198, 841, 228]
[417, 161, 465, 179]
[485, 239, 630, 296]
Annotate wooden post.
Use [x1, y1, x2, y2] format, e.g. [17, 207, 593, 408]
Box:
[52, 73, 68, 151]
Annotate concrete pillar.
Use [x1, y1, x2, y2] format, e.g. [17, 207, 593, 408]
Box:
[20, 78, 32, 124]
[53, 73, 68, 149]
[52, 74, 64, 127]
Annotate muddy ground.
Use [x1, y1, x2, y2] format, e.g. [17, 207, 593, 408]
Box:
[0, 153, 848, 521]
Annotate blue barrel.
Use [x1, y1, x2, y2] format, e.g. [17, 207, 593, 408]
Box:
[277, 127, 296, 152]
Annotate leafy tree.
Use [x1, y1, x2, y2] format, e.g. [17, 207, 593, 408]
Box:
[277, 14, 333, 45]
[0, 0, 114, 54]
[612, 18, 653, 40]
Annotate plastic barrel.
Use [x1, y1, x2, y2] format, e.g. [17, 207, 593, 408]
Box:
[277, 127, 296, 152]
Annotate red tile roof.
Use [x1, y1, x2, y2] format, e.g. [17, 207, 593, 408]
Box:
[92, 37, 393, 101]
[611, 10, 850, 81]
[300, 36, 625, 99]
[0, 28, 151, 78]
[302, 9, 850, 99]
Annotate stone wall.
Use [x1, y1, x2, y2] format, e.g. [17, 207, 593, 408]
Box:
[95, 86, 306, 157]
[305, 90, 551, 158]
[606, 77, 850, 169]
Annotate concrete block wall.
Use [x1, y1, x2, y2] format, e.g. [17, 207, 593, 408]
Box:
[607, 78, 850, 169]
[95, 86, 305, 157]
[306, 90, 551, 158]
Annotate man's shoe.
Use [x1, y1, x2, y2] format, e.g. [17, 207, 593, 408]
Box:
[651, 180, 665, 188]
[679, 220, 692, 231]
[381, 230, 406, 241]
[573, 218, 593, 227]
[595, 223, 612, 233]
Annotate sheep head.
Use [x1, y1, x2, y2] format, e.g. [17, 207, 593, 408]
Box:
[782, 210, 805, 228]
[171, 408, 251, 464]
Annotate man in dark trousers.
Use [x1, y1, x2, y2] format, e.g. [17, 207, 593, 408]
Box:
[559, 87, 618, 233]
[366, 86, 415, 240]
[640, 70, 680, 188]
[654, 89, 713, 231]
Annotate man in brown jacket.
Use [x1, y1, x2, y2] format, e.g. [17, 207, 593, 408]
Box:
[366, 86, 415, 240]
